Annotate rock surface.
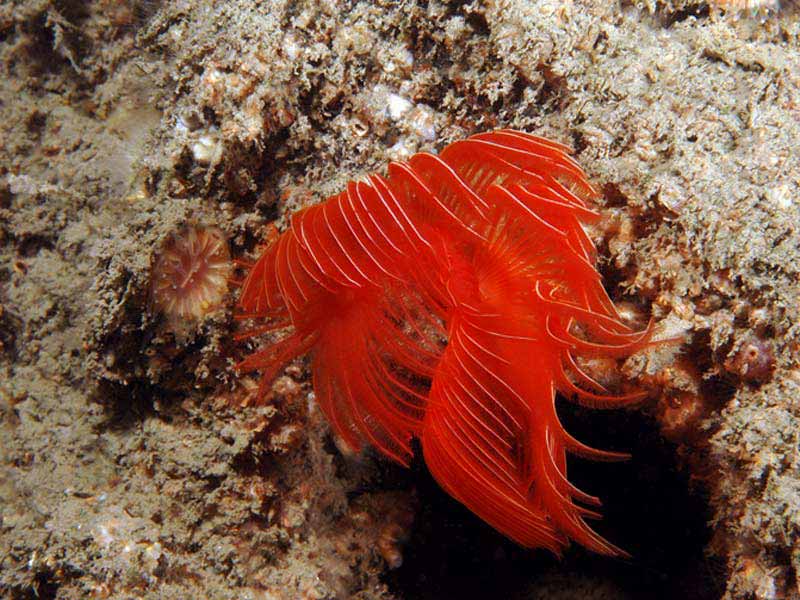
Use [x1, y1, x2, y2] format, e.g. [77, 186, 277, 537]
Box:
[1, 1, 798, 598]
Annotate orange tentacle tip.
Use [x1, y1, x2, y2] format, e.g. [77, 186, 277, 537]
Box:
[234, 129, 659, 557]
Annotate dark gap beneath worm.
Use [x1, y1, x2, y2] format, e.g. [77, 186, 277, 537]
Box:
[382, 405, 723, 600]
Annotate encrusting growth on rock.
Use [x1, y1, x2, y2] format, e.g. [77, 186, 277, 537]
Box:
[236, 130, 655, 556]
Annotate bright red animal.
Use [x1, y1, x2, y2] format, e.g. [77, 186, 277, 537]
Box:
[236, 129, 652, 556]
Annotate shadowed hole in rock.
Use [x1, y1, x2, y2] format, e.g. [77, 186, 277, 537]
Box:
[10, 569, 60, 600]
[383, 408, 724, 599]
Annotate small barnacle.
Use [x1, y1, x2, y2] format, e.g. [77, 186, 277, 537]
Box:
[724, 335, 776, 384]
[12, 259, 28, 276]
[386, 92, 413, 121]
[346, 492, 416, 569]
[387, 138, 414, 160]
[271, 375, 302, 400]
[656, 393, 707, 442]
[377, 502, 415, 570]
[150, 226, 231, 323]
[191, 132, 223, 165]
[407, 104, 437, 142]
[765, 183, 792, 210]
[736, 556, 786, 600]
[377, 522, 409, 569]
[282, 32, 301, 61]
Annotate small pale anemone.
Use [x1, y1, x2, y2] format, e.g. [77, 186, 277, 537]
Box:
[151, 226, 231, 322]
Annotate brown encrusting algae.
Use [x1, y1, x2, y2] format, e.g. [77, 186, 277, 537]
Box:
[1, 1, 799, 599]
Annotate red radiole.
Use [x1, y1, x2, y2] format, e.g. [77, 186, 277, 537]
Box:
[236, 129, 652, 556]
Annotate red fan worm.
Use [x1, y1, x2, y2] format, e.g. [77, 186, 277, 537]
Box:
[236, 129, 653, 556]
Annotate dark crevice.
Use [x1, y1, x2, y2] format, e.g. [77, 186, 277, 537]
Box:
[602, 182, 633, 208]
[661, 3, 710, 27]
[463, 10, 490, 38]
[386, 409, 723, 599]
[9, 569, 60, 600]
[535, 63, 571, 112]
[16, 234, 55, 258]
[93, 378, 160, 432]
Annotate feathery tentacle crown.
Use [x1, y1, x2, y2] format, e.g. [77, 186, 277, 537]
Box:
[236, 129, 652, 556]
